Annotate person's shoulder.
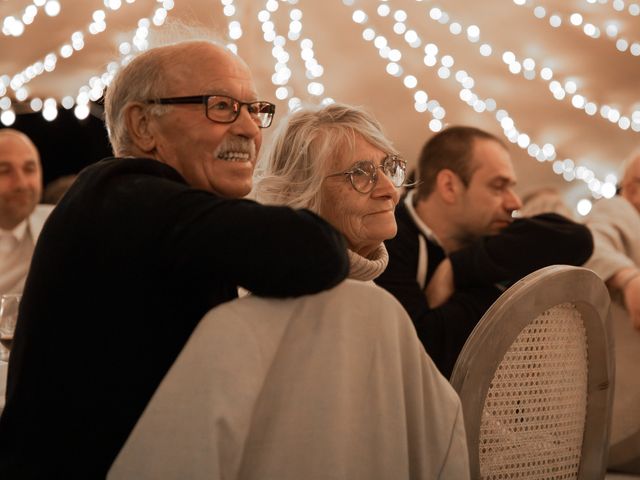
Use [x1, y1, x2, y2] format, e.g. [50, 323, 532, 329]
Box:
[84, 157, 184, 182]
[32, 204, 55, 216]
[71, 157, 188, 200]
[590, 195, 636, 218]
[28, 204, 55, 238]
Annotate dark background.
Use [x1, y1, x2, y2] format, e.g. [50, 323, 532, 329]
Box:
[1, 107, 113, 187]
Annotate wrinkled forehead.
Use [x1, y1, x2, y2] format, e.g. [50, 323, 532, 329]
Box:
[330, 132, 387, 171]
[163, 43, 258, 97]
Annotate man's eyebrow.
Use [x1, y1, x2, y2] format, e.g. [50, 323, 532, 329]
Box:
[206, 90, 259, 101]
[490, 175, 517, 185]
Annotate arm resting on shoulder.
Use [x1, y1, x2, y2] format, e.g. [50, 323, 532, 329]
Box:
[147, 181, 350, 298]
[449, 213, 593, 289]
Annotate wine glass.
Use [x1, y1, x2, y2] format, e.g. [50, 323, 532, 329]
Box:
[0, 294, 21, 362]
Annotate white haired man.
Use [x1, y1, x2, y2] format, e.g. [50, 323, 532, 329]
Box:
[0, 40, 349, 478]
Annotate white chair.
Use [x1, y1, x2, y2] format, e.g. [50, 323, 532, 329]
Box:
[450, 265, 614, 479]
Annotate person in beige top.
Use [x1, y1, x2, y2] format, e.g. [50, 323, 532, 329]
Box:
[585, 149, 640, 330]
[584, 150, 640, 472]
[0, 129, 53, 296]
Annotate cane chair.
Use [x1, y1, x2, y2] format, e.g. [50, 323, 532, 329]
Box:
[450, 265, 614, 479]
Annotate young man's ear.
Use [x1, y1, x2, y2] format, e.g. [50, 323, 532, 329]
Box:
[435, 169, 464, 204]
[124, 103, 157, 154]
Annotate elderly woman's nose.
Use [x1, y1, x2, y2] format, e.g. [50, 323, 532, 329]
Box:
[373, 170, 400, 203]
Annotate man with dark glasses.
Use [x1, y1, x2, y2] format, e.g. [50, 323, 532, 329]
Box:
[0, 40, 349, 477]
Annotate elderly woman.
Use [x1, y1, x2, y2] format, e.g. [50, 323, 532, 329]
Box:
[254, 103, 406, 282]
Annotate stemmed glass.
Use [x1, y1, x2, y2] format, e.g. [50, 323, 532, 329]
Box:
[0, 294, 21, 362]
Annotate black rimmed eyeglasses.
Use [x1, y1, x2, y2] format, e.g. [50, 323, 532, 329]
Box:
[325, 155, 407, 194]
[145, 95, 276, 128]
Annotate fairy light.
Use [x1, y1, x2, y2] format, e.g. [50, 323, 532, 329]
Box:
[220, 0, 242, 54]
[75, 3, 174, 118]
[2, 0, 62, 37]
[3, 1, 141, 104]
[423, 4, 639, 133]
[351, 4, 446, 132]
[514, 0, 640, 57]
[258, 0, 330, 110]
[259, 5, 296, 107]
[591, 0, 640, 17]
[0, 0, 173, 122]
[380, 1, 614, 197]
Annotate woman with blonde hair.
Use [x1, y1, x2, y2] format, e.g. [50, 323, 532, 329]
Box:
[255, 102, 406, 281]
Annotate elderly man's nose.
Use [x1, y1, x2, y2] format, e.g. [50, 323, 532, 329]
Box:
[230, 107, 261, 138]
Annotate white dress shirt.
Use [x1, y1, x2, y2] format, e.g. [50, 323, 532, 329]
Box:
[0, 204, 54, 296]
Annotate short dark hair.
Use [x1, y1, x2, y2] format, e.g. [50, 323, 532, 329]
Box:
[415, 126, 506, 199]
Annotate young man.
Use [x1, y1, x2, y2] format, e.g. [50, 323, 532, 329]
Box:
[376, 126, 593, 377]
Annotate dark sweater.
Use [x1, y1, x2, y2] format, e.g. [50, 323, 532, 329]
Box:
[0, 157, 349, 479]
[375, 198, 594, 378]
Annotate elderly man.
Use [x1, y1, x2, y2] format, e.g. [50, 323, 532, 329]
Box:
[0, 129, 53, 296]
[375, 126, 593, 377]
[585, 150, 640, 329]
[0, 40, 349, 477]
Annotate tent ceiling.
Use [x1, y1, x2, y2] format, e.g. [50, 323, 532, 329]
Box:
[1, 0, 639, 211]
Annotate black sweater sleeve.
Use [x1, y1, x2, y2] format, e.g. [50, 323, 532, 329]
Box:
[89, 158, 350, 298]
[450, 213, 594, 289]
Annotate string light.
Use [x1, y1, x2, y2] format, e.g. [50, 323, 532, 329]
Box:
[422, 4, 640, 134]
[220, 0, 242, 54]
[0, 0, 174, 125]
[350, 4, 446, 132]
[74, 3, 174, 119]
[514, 0, 640, 57]
[258, 0, 330, 111]
[587, 0, 640, 18]
[366, 1, 615, 199]
[0, 0, 634, 205]
[2, 0, 61, 38]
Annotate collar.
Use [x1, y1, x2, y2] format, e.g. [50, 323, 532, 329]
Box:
[347, 243, 389, 281]
[404, 190, 442, 247]
[0, 218, 29, 242]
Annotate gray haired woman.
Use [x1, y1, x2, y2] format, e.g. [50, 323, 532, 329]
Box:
[254, 102, 406, 282]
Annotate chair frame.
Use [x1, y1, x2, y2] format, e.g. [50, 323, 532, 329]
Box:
[450, 265, 614, 479]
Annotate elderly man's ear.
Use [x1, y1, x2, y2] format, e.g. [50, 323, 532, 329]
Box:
[435, 169, 464, 204]
[124, 103, 157, 154]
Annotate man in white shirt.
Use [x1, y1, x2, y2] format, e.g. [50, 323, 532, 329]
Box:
[0, 129, 53, 296]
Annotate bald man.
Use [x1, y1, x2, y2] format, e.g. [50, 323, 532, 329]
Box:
[0, 129, 53, 296]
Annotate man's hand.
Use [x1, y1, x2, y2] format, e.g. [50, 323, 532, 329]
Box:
[425, 258, 454, 308]
[623, 275, 640, 330]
